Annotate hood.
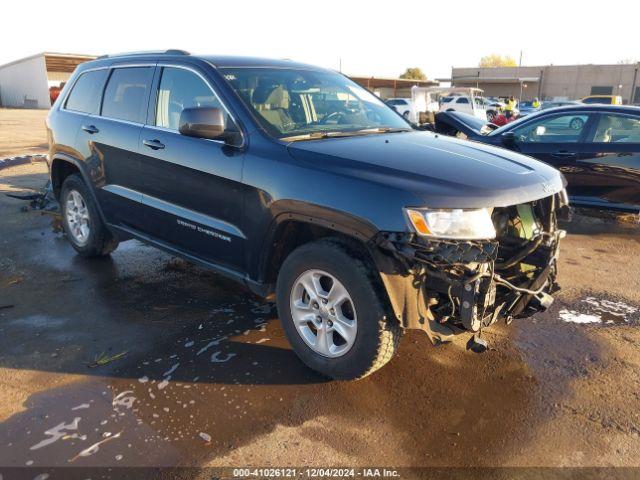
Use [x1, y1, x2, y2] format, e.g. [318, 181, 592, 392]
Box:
[287, 131, 564, 209]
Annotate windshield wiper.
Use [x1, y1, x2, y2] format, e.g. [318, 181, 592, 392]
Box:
[282, 131, 367, 142]
[282, 127, 411, 142]
[354, 127, 412, 134]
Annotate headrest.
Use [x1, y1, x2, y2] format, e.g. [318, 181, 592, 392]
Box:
[253, 85, 289, 109]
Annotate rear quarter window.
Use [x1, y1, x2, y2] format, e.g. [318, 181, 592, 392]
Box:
[64, 69, 108, 114]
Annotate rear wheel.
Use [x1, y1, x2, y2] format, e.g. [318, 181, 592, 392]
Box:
[60, 174, 118, 257]
[276, 239, 401, 380]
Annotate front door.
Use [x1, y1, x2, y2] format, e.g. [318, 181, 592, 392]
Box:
[573, 112, 640, 210]
[137, 65, 245, 271]
[505, 111, 595, 198]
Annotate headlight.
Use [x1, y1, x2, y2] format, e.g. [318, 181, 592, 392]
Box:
[405, 208, 496, 240]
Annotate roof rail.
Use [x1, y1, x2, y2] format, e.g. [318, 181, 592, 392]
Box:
[96, 49, 190, 60]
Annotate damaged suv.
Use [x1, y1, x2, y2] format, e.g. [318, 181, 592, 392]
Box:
[46, 51, 567, 380]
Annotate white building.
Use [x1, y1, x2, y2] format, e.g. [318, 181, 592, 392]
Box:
[0, 52, 96, 109]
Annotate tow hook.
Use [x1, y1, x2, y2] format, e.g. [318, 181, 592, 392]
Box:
[466, 332, 488, 353]
[533, 291, 554, 311]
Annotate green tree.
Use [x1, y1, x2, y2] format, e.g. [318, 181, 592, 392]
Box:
[399, 67, 427, 80]
[479, 54, 517, 68]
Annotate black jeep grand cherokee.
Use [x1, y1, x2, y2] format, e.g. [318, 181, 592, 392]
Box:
[46, 50, 567, 380]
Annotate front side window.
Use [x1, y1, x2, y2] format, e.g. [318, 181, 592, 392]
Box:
[220, 67, 409, 138]
[591, 114, 640, 143]
[456, 97, 469, 104]
[65, 69, 108, 114]
[101, 67, 153, 123]
[511, 113, 590, 143]
[156, 67, 226, 130]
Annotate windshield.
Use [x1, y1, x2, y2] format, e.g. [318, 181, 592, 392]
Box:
[220, 67, 410, 139]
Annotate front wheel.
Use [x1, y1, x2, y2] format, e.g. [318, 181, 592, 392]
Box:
[60, 174, 119, 257]
[276, 239, 401, 380]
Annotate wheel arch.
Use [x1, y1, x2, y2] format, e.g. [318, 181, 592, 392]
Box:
[256, 207, 381, 295]
[50, 153, 108, 225]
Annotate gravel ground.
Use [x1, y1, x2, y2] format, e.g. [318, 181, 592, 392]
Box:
[0, 108, 48, 158]
[1, 162, 639, 478]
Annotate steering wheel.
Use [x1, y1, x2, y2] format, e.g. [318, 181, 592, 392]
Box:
[319, 111, 345, 125]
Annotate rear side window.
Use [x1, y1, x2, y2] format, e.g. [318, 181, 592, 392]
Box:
[64, 70, 108, 114]
[456, 97, 469, 104]
[101, 67, 153, 123]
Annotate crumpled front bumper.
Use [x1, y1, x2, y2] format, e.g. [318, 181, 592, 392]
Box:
[368, 192, 567, 344]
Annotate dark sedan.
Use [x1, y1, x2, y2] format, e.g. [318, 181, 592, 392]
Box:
[434, 106, 640, 211]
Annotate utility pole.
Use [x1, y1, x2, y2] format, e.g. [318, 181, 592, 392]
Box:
[339, 57, 342, 73]
[519, 50, 523, 67]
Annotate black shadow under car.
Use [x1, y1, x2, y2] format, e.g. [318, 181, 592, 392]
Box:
[46, 51, 567, 380]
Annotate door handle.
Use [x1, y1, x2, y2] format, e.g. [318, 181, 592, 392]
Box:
[81, 125, 99, 134]
[143, 139, 165, 150]
[551, 151, 577, 159]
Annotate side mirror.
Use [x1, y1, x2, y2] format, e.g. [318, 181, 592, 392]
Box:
[501, 131, 516, 146]
[179, 107, 225, 140]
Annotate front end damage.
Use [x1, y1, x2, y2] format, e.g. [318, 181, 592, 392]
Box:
[372, 191, 569, 346]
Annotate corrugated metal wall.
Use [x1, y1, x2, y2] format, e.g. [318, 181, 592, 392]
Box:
[0, 55, 50, 109]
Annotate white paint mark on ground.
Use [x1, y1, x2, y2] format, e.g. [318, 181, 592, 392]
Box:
[197, 336, 227, 356]
[199, 432, 211, 442]
[30, 417, 81, 450]
[559, 297, 639, 325]
[211, 351, 236, 363]
[583, 297, 638, 318]
[69, 431, 122, 462]
[559, 309, 602, 324]
[163, 363, 180, 377]
[71, 403, 90, 411]
[112, 391, 136, 410]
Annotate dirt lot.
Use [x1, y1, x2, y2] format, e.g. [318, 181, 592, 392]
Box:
[0, 108, 48, 157]
[1, 114, 640, 478]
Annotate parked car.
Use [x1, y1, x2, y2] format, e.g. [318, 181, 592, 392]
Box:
[541, 100, 582, 110]
[439, 90, 488, 120]
[46, 50, 566, 380]
[518, 101, 541, 117]
[385, 98, 412, 118]
[581, 95, 623, 105]
[434, 106, 640, 211]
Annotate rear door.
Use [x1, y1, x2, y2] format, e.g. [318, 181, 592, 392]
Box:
[75, 64, 155, 228]
[506, 111, 596, 194]
[575, 112, 640, 209]
[137, 64, 245, 271]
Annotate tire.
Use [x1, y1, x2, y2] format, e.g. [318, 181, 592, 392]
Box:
[570, 117, 584, 130]
[60, 174, 118, 257]
[276, 238, 401, 380]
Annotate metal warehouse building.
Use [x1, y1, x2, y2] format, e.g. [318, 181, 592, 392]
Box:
[350, 76, 438, 99]
[451, 63, 640, 103]
[0, 52, 96, 109]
